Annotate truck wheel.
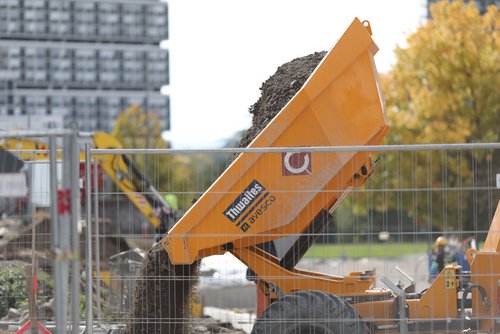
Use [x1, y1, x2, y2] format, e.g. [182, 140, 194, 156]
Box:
[251, 290, 369, 334]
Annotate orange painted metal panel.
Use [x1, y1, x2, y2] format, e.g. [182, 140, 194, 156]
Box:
[406, 266, 459, 320]
[483, 200, 500, 252]
[233, 246, 378, 296]
[467, 202, 500, 331]
[163, 18, 388, 265]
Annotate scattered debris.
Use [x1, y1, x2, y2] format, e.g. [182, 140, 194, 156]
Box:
[188, 317, 246, 334]
[0, 216, 130, 269]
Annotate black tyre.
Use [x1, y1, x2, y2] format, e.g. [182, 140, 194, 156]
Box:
[251, 290, 369, 334]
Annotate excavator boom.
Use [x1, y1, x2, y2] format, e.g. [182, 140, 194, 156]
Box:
[0, 129, 171, 231]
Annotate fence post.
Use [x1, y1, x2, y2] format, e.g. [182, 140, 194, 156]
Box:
[25, 265, 37, 333]
[48, 136, 63, 332]
[93, 156, 102, 321]
[55, 134, 72, 334]
[69, 130, 80, 334]
[85, 143, 93, 333]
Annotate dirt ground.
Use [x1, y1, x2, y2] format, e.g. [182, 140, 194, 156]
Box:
[128, 52, 327, 333]
[1, 216, 130, 269]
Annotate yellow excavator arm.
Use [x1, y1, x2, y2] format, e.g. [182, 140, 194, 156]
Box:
[0, 131, 171, 232]
[91, 131, 168, 230]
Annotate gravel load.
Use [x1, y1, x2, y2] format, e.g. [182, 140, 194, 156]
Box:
[238, 52, 326, 148]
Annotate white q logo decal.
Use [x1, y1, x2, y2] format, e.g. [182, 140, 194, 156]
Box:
[283, 152, 312, 176]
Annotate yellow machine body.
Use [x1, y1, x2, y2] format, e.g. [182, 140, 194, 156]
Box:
[1, 129, 163, 229]
[91, 131, 163, 229]
[160, 18, 500, 333]
[162, 18, 388, 266]
[468, 203, 500, 332]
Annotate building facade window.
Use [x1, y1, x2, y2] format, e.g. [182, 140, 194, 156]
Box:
[0, 0, 170, 131]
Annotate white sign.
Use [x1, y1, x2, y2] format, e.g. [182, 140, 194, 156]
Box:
[31, 162, 62, 207]
[497, 173, 500, 189]
[0, 173, 28, 197]
[378, 231, 390, 241]
[282, 152, 312, 176]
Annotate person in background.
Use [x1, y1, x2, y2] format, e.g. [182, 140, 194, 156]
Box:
[429, 236, 451, 282]
[452, 235, 475, 273]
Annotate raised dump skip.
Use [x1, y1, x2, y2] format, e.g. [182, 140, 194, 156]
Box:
[162, 18, 389, 265]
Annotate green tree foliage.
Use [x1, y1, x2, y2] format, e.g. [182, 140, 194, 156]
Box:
[0, 266, 53, 317]
[111, 105, 228, 210]
[111, 104, 169, 186]
[0, 266, 27, 317]
[385, 1, 499, 145]
[359, 1, 499, 237]
[111, 104, 168, 151]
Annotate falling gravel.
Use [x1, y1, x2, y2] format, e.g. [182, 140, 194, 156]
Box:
[127, 243, 200, 334]
[128, 51, 326, 334]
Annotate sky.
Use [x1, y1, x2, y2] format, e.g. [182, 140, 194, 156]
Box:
[161, 0, 425, 148]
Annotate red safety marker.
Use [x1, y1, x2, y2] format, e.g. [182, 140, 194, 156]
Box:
[57, 189, 71, 215]
[16, 274, 51, 334]
[15, 320, 51, 334]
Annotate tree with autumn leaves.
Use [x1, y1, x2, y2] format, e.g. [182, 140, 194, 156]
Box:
[385, 1, 498, 145]
[111, 104, 226, 210]
[355, 0, 499, 239]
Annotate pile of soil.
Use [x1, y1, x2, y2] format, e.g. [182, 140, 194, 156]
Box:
[128, 51, 326, 334]
[127, 243, 199, 334]
[238, 51, 326, 148]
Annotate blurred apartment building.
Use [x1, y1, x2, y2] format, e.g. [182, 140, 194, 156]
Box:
[0, 0, 169, 132]
[426, 0, 499, 17]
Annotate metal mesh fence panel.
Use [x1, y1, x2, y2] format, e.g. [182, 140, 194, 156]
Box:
[90, 144, 499, 334]
[1, 141, 499, 333]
